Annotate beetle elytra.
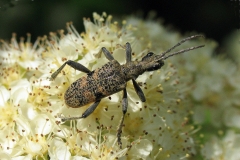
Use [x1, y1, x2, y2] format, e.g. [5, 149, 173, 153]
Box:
[50, 35, 204, 148]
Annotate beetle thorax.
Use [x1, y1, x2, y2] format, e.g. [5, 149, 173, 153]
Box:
[121, 61, 145, 81]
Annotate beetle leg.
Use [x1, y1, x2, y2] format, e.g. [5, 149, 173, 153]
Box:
[132, 79, 146, 102]
[125, 42, 132, 63]
[102, 47, 115, 61]
[117, 88, 128, 148]
[51, 60, 91, 80]
[61, 100, 101, 121]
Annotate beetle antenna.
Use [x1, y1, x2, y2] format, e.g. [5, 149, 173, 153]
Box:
[162, 44, 205, 60]
[155, 35, 204, 61]
[160, 35, 204, 57]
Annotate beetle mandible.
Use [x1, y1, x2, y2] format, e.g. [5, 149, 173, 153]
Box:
[50, 35, 204, 148]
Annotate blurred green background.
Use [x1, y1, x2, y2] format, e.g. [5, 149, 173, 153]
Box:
[0, 0, 238, 48]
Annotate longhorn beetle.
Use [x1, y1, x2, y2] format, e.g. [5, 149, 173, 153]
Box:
[51, 35, 204, 148]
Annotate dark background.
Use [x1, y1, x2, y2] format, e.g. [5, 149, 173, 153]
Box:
[0, 0, 238, 48]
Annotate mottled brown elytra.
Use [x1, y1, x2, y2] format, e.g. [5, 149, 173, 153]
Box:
[50, 35, 204, 148]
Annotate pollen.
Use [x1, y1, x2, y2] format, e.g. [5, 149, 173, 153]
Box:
[28, 86, 49, 108]
[0, 64, 23, 87]
[0, 103, 18, 129]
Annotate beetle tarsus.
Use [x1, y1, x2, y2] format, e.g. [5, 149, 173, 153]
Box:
[117, 114, 125, 149]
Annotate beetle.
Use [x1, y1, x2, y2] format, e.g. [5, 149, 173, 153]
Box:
[50, 35, 204, 148]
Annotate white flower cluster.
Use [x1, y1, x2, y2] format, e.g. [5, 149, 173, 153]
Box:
[201, 130, 240, 160]
[0, 12, 209, 159]
[196, 32, 240, 160]
[120, 16, 240, 159]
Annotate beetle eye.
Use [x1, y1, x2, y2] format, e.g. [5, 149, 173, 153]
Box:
[142, 52, 154, 61]
[147, 52, 154, 57]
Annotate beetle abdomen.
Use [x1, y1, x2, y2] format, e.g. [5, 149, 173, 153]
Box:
[64, 60, 126, 108]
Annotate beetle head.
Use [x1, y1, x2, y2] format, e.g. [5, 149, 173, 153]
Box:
[141, 52, 165, 71]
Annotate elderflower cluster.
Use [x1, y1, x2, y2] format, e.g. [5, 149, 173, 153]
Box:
[201, 130, 240, 159]
[0, 12, 213, 159]
[128, 16, 240, 160]
[125, 15, 240, 160]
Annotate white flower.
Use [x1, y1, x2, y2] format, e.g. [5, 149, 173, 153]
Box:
[201, 130, 240, 160]
[0, 12, 207, 159]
